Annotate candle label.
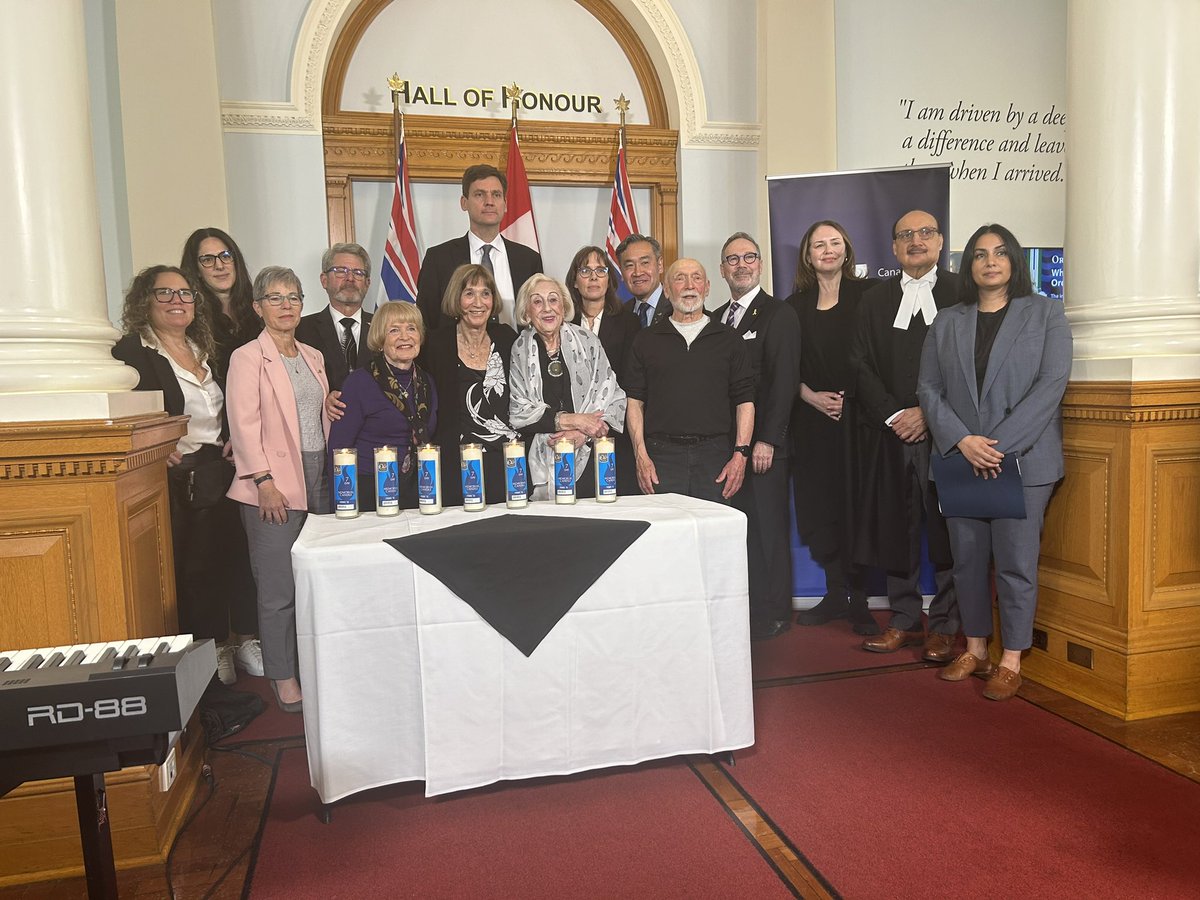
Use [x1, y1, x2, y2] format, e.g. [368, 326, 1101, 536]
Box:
[554, 448, 575, 497]
[334, 462, 358, 512]
[506, 455, 528, 502]
[377, 460, 399, 509]
[418, 458, 439, 507]
[596, 448, 617, 497]
[461, 458, 484, 505]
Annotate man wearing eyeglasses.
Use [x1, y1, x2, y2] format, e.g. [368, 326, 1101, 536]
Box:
[296, 242, 374, 393]
[852, 209, 960, 661]
[616, 233, 672, 327]
[415, 164, 544, 331]
[711, 233, 800, 640]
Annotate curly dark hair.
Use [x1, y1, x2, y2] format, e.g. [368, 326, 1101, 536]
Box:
[180, 227, 259, 340]
[120, 266, 216, 364]
[792, 220, 862, 293]
[566, 245, 621, 318]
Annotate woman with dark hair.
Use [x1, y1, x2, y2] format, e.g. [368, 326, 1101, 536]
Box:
[112, 266, 254, 686]
[180, 227, 259, 371]
[227, 266, 331, 712]
[418, 263, 517, 506]
[327, 301, 437, 511]
[566, 245, 640, 380]
[918, 223, 1072, 700]
[786, 220, 880, 635]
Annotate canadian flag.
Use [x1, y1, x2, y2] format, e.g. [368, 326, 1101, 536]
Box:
[499, 124, 540, 252]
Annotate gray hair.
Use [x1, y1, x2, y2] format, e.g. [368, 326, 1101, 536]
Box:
[514, 273, 576, 327]
[320, 242, 371, 274]
[253, 266, 303, 300]
[720, 231, 760, 257]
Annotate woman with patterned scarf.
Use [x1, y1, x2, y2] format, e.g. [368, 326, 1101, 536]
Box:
[327, 301, 437, 511]
[509, 274, 626, 500]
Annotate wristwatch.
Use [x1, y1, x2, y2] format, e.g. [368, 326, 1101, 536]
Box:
[733, 445, 751, 458]
[253, 473, 274, 486]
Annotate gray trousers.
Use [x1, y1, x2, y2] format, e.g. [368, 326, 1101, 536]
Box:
[887, 441, 959, 634]
[239, 451, 328, 681]
[946, 482, 1054, 650]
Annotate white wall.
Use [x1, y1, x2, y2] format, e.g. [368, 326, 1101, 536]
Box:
[835, 0, 1067, 249]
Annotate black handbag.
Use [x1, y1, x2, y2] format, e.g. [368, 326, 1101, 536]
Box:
[173, 447, 235, 509]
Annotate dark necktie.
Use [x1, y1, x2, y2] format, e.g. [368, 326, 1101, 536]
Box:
[638, 302, 651, 328]
[725, 302, 739, 328]
[340, 317, 357, 371]
[480, 244, 494, 273]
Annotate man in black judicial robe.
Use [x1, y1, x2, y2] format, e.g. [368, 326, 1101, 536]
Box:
[852, 209, 960, 662]
[415, 164, 543, 331]
[711, 232, 800, 641]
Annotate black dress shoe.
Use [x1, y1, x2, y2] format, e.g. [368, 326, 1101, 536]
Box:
[751, 619, 792, 641]
[848, 596, 882, 636]
[796, 594, 849, 626]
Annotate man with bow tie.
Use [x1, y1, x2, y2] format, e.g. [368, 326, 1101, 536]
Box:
[851, 209, 960, 661]
[712, 233, 800, 640]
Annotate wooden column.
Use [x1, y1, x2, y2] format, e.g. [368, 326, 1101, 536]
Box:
[1028, 380, 1200, 720]
[0, 413, 207, 885]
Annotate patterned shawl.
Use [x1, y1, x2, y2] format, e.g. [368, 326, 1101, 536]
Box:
[509, 322, 626, 488]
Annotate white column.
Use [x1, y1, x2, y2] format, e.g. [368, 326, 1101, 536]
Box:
[0, 0, 156, 420]
[1065, 0, 1200, 380]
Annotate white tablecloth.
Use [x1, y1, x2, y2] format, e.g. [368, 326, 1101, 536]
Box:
[293, 494, 754, 800]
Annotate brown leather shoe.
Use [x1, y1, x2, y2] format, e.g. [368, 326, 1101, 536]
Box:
[922, 632, 956, 663]
[862, 627, 924, 653]
[939, 652, 997, 682]
[982, 665, 1023, 701]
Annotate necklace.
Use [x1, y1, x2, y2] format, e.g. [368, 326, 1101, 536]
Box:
[547, 349, 564, 378]
[282, 353, 304, 374]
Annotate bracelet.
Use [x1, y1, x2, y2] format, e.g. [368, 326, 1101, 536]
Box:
[554, 411, 563, 430]
[253, 473, 274, 486]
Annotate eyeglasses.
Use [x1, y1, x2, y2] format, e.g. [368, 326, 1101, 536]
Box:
[723, 252, 760, 266]
[257, 293, 304, 307]
[326, 266, 369, 280]
[198, 251, 234, 268]
[577, 265, 610, 278]
[153, 288, 198, 304]
[894, 227, 940, 243]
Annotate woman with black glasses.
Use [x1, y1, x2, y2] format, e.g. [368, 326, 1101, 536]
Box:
[180, 228, 259, 373]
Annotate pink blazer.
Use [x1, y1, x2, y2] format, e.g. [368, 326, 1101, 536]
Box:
[226, 330, 331, 508]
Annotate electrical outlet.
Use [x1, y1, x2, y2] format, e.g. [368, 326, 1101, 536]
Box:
[158, 747, 178, 792]
[1031, 628, 1048, 651]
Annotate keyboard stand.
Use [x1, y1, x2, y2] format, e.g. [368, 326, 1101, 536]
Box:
[74, 772, 118, 900]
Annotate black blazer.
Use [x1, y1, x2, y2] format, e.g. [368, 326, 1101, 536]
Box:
[711, 290, 800, 451]
[853, 269, 960, 429]
[295, 306, 374, 393]
[574, 307, 641, 383]
[415, 235, 544, 331]
[417, 320, 517, 506]
[111, 333, 229, 440]
[621, 286, 673, 326]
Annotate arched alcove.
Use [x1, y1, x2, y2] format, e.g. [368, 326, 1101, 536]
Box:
[320, 0, 681, 260]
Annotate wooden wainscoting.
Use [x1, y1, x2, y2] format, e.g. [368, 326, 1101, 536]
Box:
[0, 413, 208, 886]
[1029, 381, 1200, 720]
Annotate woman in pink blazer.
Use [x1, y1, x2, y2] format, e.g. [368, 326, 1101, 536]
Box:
[227, 266, 330, 712]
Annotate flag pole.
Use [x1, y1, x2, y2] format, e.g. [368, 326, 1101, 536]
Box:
[387, 73, 405, 164]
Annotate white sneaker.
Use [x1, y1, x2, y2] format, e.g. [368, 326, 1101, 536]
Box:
[216, 644, 237, 685]
[234, 638, 265, 677]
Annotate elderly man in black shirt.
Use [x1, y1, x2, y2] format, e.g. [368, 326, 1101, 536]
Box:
[624, 258, 755, 504]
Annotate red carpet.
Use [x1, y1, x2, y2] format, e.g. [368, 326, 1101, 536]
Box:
[248, 750, 793, 899]
[752, 610, 954, 681]
[726, 670, 1200, 899]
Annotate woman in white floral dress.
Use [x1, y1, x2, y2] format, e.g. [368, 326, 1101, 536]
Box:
[418, 264, 517, 506]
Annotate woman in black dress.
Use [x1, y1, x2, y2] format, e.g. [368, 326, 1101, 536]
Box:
[419, 264, 517, 506]
[787, 220, 879, 635]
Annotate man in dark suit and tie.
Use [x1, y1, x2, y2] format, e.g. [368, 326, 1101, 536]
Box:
[415, 164, 544, 331]
[616, 233, 673, 326]
[296, 242, 374, 393]
[852, 209, 960, 662]
[712, 233, 800, 640]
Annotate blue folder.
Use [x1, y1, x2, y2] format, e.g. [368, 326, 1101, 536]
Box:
[930, 451, 1026, 519]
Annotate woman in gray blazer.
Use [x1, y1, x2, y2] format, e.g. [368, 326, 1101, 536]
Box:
[917, 224, 1072, 701]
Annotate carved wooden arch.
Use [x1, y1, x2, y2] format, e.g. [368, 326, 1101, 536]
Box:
[321, 0, 679, 261]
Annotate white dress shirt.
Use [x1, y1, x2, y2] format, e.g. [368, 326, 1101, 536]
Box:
[468, 232, 516, 327]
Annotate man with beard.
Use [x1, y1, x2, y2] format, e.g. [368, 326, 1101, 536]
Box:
[624, 258, 754, 505]
[712, 233, 799, 639]
[296, 242, 374, 392]
[852, 209, 960, 661]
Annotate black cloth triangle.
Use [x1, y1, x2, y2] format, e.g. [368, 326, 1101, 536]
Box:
[385, 514, 650, 656]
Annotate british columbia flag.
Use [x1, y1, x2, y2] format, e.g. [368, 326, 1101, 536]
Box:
[605, 132, 639, 299]
[379, 125, 421, 303]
